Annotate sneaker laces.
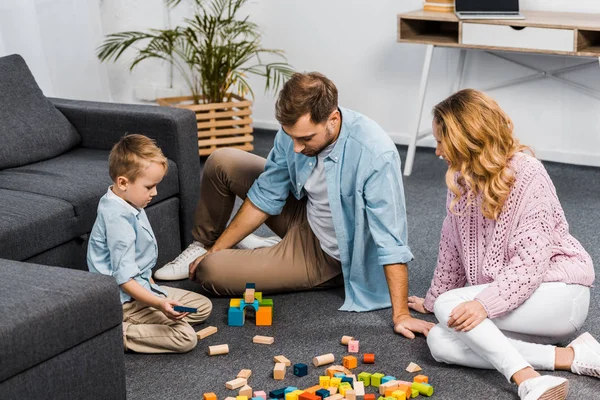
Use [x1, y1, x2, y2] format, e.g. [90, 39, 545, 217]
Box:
[167, 241, 205, 266]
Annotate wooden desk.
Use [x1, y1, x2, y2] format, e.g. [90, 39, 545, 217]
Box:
[397, 10, 600, 176]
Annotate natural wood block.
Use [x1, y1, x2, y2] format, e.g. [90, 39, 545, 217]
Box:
[406, 362, 422, 373]
[208, 344, 229, 356]
[353, 381, 365, 396]
[274, 355, 291, 366]
[254, 391, 267, 400]
[253, 335, 274, 345]
[274, 362, 286, 380]
[239, 385, 253, 397]
[313, 353, 335, 367]
[225, 378, 247, 390]
[328, 387, 338, 395]
[237, 369, 252, 379]
[197, 326, 218, 339]
[324, 395, 343, 400]
[345, 390, 356, 400]
[245, 288, 255, 303]
[340, 335, 354, 345]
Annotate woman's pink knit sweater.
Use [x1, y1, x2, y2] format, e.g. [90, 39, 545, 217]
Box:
[423, 153, 594, 318]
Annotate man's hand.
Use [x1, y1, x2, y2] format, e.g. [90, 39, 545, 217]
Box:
[188, 251, 211, 280]
[158, 299, 189, 321]
[394, 314, 435, 339]
[408, 296, 431, 314]
[447, 300, 488, 332]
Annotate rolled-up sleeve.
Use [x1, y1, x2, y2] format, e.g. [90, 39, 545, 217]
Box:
[105, 213, 140, 285]
[364, 151, 414, 266]
[247, 130, 293, 215]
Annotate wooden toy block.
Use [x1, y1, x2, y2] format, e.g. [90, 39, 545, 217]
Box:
[228, 306, 245, 326]
[291, 390, 305, 400]
[236, 397, 248, 400]
[203, 393, 217, 400]
[225, 398, 236, 400]
[328, 387, 338, 395]
[325, 365, 348, 377]
[371, 373, 385, 387]
[346, 390, 356, 400]
[245, 288, 255, 303]
[358, 372, 372, 386]
[293, 363, 308, 377]
[354, 381, 365, 396]
[253, 335, 274, 344]
[324, 395, 343, 400]
[313, 353, 335, 367]
[329, 377, 342, 388]
[254, 291, 263, 302]
[341, 335, 354, 345]
[341, 376, 354, 385]
[391, 390, 406, 400]
[237, 369, 252, 379]
[230, 298, 242, 307]
[208, 344, 229, 356]
[225, 378, 247, 389]
[273, 362, 286, 380]
[363, 353, 375, 364]
[299, 393, 320, 400]
[338, 383, 352, 396]
[379, 381, 399, 395]
[413, 375, 428, 384]
[254, 391, 267, 400]
[269, 388, 287, 399]
[411, 382, 433, 397]
[304, 386, 322, 394]
[240, 385, 253, 397]
[315, 389, 330, 399]
[410, 389, 419, 398]
[256, 306, 273, 326]
[239, 299, 259, 311]
[395, 385, 411, 399]
[342, 355, 358, 369]
[381, 376, 397, 384]
[197, 326, 218, 339]
[364, 395, 376, 400]
[319, 376, 331, 388]
[259, 298, 273, 307]
[273, 355, 291, 366]
[246, 282, 256, 289]
[284, 388, 299, 395]
[406, 362, 422, 373]
[347, 339, 359, 353]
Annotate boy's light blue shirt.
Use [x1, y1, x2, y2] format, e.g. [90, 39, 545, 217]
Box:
[247, 107, 414, 312]
[87, 187, 167, 304]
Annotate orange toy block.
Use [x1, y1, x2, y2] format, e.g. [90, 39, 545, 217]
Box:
[256, 306, 273, 326]
[342, 355, 358, 369]
[204, 393, 217, 400]
[414, 374, 429, 384]
[364, 395, 376, 400]
[298, 393, 320, 400]
[304, 385, 322, 394]
[363, 353, 375, 364]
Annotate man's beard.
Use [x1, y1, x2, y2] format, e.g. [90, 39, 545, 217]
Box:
[303, 125, 335, 157]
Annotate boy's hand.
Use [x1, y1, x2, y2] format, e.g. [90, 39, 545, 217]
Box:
[158, 299, 189, 320]
[408, 296, 431, 314]
[447, 300, 488, 332]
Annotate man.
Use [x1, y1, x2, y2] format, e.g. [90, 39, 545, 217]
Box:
[154, 72, 433, 337]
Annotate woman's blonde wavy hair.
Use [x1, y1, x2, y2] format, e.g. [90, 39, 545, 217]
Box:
[432, 89, 531, 220]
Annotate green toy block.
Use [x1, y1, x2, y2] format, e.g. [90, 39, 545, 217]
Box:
[411, 389, 419, 398]
[259, 298, 273, 307]
[371, 373, 385, 387]
[411, 382, 434, 397]
[255, 291, 263, 302]
[358, 372, 372, 386]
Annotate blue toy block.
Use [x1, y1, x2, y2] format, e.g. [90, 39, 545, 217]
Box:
[240, 299, 260, 311]
[315, 389, 330, 400]
[293, 363, 308, 377]
[381, 376, 396, 384]
[284, 387, 298, 394]
[246, 282, 256, 289]
[228, 306, 245, 326]
[269, 388, 286, 399]
[341, 376, 354, 385]
[334, 372, 345, 378]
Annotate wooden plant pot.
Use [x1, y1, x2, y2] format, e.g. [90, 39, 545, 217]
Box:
[157, 94, 254, 156]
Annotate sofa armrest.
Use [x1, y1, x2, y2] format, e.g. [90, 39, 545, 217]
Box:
[49, 97, 199, 247]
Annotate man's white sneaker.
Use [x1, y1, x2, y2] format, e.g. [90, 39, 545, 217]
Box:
[518, 376, 569, 400]
[154, 241, 207, 281]
[568, 331, 600, 378]
[236, 233, 281, 250]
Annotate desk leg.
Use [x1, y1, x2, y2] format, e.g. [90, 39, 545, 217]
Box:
[452, 50, 467, 93]
[404, 44, 434, 176]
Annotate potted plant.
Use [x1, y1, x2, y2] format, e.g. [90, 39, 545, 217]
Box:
[97, 0, 293, 156]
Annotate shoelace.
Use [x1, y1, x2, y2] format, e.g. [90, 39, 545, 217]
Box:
[167, 243, 205, 267]
[574, 362, 600, 378]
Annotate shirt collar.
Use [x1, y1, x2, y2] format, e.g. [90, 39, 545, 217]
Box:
[106, 186, 141, 216]
[327, 107, 351, 163]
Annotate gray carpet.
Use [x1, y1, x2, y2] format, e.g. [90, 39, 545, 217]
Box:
[127, 129, 600, 399]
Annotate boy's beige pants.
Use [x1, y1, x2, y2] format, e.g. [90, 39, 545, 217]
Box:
[192, 148, 343, 296]
[122, 286, 212, 353]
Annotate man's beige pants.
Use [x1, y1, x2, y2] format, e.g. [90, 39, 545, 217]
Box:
[122, 286, 212, 353]
[192, 148, 343, 296]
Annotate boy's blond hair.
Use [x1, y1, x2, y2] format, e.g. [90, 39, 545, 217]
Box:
[109, 134, 168, 182]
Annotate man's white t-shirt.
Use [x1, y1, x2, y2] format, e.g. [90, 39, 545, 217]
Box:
[304, 141, 340, 260]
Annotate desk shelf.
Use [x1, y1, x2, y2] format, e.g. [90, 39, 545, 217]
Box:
[577, 29, 600, 56]
[399, 18, 459, 45]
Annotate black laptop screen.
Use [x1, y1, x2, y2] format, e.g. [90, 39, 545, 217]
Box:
[455, 0, 519, 12]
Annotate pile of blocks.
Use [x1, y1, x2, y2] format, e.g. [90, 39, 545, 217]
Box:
[228, 283, 274, 326]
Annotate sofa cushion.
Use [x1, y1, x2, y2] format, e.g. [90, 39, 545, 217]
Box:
[0, 260, 122, 382]
[0, 54, 81, 169]
[0, 148, 179, 260]
[0, 189, 79, 261]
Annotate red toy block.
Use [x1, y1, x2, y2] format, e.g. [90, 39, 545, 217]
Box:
[363, 353, 375, 364]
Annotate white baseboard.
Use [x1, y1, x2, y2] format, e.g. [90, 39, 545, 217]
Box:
[252, 119, 600, 168]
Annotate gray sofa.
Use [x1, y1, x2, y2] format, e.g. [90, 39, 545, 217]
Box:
[0, 54, 200, 398]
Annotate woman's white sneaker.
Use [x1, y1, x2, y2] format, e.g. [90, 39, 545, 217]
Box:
[153, 241, 207, 281]
[518, 376, 569, 400]
[568, 332, 600, 378]
[236, 233, 281, 250]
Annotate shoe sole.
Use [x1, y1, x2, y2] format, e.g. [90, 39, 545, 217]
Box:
[538, 380, 569, 400]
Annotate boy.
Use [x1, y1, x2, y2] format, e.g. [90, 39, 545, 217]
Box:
[87, 134, 212, 353]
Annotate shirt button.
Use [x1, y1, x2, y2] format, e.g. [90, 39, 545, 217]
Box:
[297, 183, 301, 186]
[309, 162, 313, 166]
[334, 157, 338, 161]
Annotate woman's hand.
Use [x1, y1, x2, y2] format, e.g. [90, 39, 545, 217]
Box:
[408, 296, 432, 314]
[447, 300, 488, 332]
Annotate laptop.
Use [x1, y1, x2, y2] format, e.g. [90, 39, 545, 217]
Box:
[455, 0, 525, 20]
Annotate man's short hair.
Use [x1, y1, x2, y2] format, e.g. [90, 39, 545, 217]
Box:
[275, 72, 338, 127]
[108, 134, 168, 182]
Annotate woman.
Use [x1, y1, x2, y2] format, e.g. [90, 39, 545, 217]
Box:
[408, 89, 598, 400]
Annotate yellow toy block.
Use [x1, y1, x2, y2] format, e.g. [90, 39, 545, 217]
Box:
[391, 391, 406, 400]
[236, 397, 248, 400]
[255, 291, 263, 302]
[411, 389, 419, 398]
[319, 376, 331, 388]
[339, 383, 352, 396]
[330, 377, 342, 388]
[230, 299, 242, 307]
